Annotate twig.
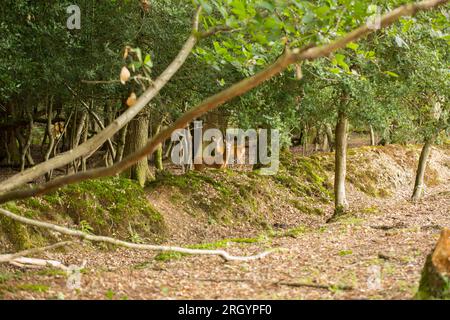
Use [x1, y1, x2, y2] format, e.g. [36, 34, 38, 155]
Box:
[0, 241, 72, 263]
[0, 208, 274, 262]
[278, 281, 353, 291]
[0, 241, 72, 270]
[9, 257, 67, 270]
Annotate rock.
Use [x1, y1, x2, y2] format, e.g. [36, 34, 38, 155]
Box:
[416, 228, 450, 299]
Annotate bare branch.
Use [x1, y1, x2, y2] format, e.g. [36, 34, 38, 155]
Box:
[0, 208, 273, 262]
[0, 241, 72, 263]
[9, 257, 67, 270]
[65, 84, 116, 159]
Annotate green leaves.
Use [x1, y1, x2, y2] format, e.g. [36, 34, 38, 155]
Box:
[383, 71, 399, 78]
[332, 53, 350, 72]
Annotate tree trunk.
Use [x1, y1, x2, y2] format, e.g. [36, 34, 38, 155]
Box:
[17, 116, 34, 171]
[154, 124, 164, 171]
[411, 138, 433, 202]
[302, 125, 308, 156]
[45, 99, 55, 181]
[81, 114, 89, 172]
[369, 125, 376, 146]
[72, 111, 87, 172]
[123, 112, 152, 186]
[0, 132, 7, 164]
[379, 126, 391, 146]
[115, 124, 128, 163]
[416, 228, 450, 299]
[322, 132, 329, 152]
[334, 110, 349, 214]
[325, 124, 335, 152]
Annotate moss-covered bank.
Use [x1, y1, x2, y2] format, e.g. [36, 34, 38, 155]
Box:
[0, 177, 167, 251]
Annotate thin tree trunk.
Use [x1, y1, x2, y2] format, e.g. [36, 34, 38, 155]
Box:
[123, 112, 152, 186]
[334, 110, 349, 214]
[154, 124, 164, 171]
[45, 99, 55, 181]
[322, 132, 329, 152]
[18, 115, 34, 171]
[72, 111, 87, 172]
[370, 125, 376, 146]
[115, 124, 128, 163]
[302, 125, 308, 156]
[325, 124, 335, 152]
[81, 114, 89, 172]
[411, 139, 433, 202]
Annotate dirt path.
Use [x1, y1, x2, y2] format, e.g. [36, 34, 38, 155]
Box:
[1, 176, 448, 300]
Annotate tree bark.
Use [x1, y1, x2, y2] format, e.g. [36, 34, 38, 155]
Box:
[123, 112, 152, 186]
[411, 138, 433, 202]
[81, 114, 89, 172]
[154, 124, 164, 171]
[370, 125, 376, 146]
[334, 110, 349, 214]
[115, 124, 128, 163]
[44, 99, 55, 181]
[325, 124, 335, 152]
[17, 115, 34, 171]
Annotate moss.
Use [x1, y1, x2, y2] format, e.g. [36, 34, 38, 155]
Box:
[338, 250, 353, 256]
[424, 167, 440, 187]
[346, 162, 391, 198]
[36, 269, 67, 277]
[274, 152, 333, 202]
[361, 206, 380, 215]
[0, 272, 14, 284]
[416, 254, 450, 300]
[149, 170, 269, 227]
[290, 200, 324, 215]
[0, 202, 39, 250]
[1, 177, 168, 249]
[16, 283, 49, 293]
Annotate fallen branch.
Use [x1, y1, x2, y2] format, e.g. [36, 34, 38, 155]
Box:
[9, 257, 67, 270]
[0, 241, 72, 264]
[0, 208, 274, 262]
[0, 241, 71, 270]
[0, 0, 446, 204]
[194, 278, 354, 291]
[278, 281, 353, 291]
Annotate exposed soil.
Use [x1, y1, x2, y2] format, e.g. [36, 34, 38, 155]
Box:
[0, 143, 448, 300]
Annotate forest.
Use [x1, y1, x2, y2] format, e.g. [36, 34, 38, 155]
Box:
[0, 0, 449, 301]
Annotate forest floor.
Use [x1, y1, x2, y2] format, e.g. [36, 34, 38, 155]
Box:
[0, 142, 449, 300]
